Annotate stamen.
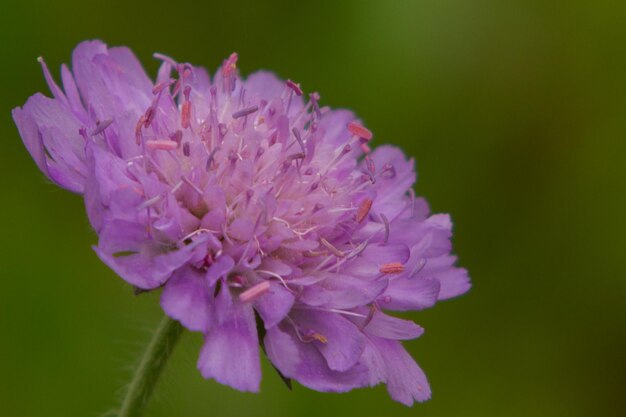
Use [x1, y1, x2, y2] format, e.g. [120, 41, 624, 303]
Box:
[179, 228, 217, 244]
[286, 79, 303, 96]
[135, 116, 146, 145]
[285, 152, 305, 163]
[181, 86, 192, 129]
[239, 87, 246, 106]
[256, 270, 294, 292]
[356, 198, 373, 223]
[360, 143, 372, 154]
[345, 239, 369, 260]
[153, 52, 178, 67]
[409, 258, 427, 276]
[239, 281, 271, 303]
[90, 119, 113, 136]
[137, 194, 163, 211]
[297, 306, 368, 319]
[182, 142, 190, 156]
[222, 52, 238, 76]
[232, 105, 259, 119]
[309, 332, 328, 344]
[79, 127, 89, 142]
[380, 213, 390, 244]
[170, 180, 184, 194]
[303, 250, 326, 257]
[206, 147, 220, 170]
[229, 275, 246, 288]
[182, 66, 194, 83]
[218, 123, 228, 138]
[365, 155, 376, 174]
[359, 304, 378, 330]
[310, 92, 322, 119]
[292, 128, 305, 153]
[255, 147, 265, 161]
[152, 78, 175, 95]
[181, 176, 203, 196]
[347, 121, 373, 140]
[143, 106, 155, 128]
[181, 102, 191, 129]
[169, 130, 183, 144]
[320, 238, 344, 258]
[146, 140, 178, 151]
[379, 262, 405, 274]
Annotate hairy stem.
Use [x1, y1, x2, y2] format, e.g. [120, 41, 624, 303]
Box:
[118, 315, 183, 417]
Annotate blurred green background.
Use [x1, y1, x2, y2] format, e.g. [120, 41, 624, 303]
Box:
[1, 1, 625, 416]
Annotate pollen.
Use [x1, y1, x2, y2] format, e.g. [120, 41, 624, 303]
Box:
[145, 140, 178, 151]
[286, 79, 303, 96]
[379, 262, 405, 274]
[347, 121, 373, 141]
[239, 281, 271, 303]
[356, 198, 373, 223]
[311, 332, 328, 344]
[181, 101, 192, 128]
[222, 52, 238, 76]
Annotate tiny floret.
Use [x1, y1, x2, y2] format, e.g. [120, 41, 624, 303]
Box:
[12, 41, 470, 406]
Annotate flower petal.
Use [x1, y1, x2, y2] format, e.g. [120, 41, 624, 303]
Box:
[378, 276, 441, 311]
[71, 40, 152, 119]
[12, 94, 86, 192]
[361, 312, 424, 340]
[291, 310, 365, 372]
[362, 337, 431, 406]
[206, 255, 235, 286]
[197, 302, 261, 392]
[299, 273, 388, 310]
[161, 266, 212, 332]
[254, 282, 295, 329]
[367, 145, 416, 220]
[264, 324, 368, 392]
[94, 219, 195, 289]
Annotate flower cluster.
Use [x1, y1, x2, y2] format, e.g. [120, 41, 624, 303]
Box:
[13, 41, 470, 405]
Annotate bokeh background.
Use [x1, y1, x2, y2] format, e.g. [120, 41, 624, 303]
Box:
[1, 1, 625, 416]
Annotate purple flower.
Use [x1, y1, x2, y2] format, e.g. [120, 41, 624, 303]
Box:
[12, 40, 470, 405]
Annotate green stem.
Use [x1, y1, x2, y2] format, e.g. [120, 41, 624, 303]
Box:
[118, 315, 183, 417]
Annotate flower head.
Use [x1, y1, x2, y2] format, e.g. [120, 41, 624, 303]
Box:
[12, 40, 470, 405]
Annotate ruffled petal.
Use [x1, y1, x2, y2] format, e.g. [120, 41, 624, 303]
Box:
[438, 266, 471, 300]
[71, 40, 152, 119]
[161, 266, 212, 332]
[264, 324, 368, 392]
[362, 337, 431, 406]
[245, 71, 290, 103]
[291, 310, 365, 372]
[378, 276, 441, 311]
[361, 312, 424, 340]
[197, 302, 261, 392]
[254, 282, 295, 329]
[206, 255, 235, 286]
[94, 219, 196, 289]
[299, 273, 388, 310]
[415, 254, 471, 300]
[12, 94, 86, 192]
[367, 145, 416, 220]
